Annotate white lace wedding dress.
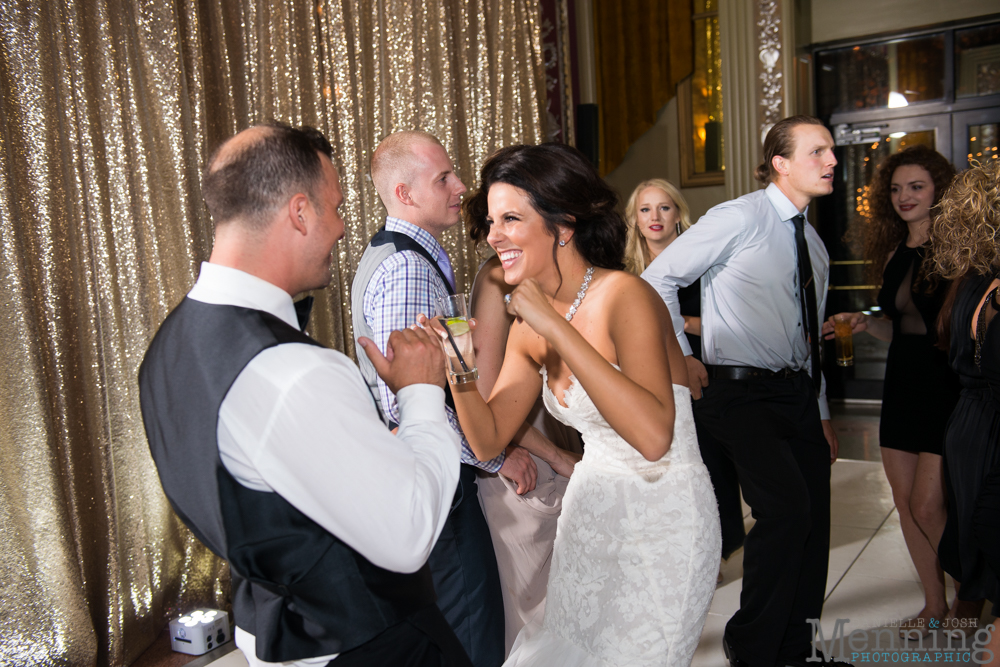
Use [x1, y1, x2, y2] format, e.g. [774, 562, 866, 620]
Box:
[503, 368, 722, 667]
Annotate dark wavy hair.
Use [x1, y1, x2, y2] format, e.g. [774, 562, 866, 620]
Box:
[861, 144, 955, 286]
[465, 144, 626, 283]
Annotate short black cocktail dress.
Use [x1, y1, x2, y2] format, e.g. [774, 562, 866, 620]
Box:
[876, 242, 959, 453]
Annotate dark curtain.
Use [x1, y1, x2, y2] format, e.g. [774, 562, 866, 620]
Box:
[593, 0, 693, 175]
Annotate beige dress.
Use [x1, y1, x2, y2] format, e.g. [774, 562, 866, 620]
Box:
[477, 398, 582, 655]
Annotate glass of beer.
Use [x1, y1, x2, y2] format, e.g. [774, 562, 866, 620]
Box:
[435, 294, 479, 384]
[834, 313, 854, 367]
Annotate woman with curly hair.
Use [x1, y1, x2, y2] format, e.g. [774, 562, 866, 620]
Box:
[426, 143, 720, 666]
[929, 158, 1000, 651]
[624, 179, 746, 570]
[824, 145, 961, 631]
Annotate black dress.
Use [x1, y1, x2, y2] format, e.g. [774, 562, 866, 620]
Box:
[876, 242, 959, 453]
[952, 279, 1000, 615]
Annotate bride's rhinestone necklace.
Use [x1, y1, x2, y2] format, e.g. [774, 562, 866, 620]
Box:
[565, 266, 594, 322]
[503, 266, 595, 322]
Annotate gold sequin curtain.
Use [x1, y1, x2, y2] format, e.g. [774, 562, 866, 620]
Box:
[0, 1, 545, 665]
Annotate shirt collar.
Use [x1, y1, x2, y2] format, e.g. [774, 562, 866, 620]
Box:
[187, 262, 300, 330]
[385, 216, 446, 259]
[765, 182, 809, 223]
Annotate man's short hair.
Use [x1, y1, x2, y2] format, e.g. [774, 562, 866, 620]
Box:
[369, 130, 442, 207]
[755, 115, 826, 185]
[202, 122, 334, 230]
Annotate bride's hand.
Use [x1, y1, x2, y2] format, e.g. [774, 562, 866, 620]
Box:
[505, 279, 562, 337]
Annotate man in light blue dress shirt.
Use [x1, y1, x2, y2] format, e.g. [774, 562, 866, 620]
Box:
[643, 116, 844, 667]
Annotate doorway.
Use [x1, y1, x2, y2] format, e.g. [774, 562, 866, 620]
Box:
[813, 18, 1000, 400]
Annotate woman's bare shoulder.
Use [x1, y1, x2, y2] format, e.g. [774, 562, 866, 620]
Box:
[600, 269, 668, 310]
[596, 268, 645, 290]
[472, 254, 503, 283]
[471, 255, 511, 310]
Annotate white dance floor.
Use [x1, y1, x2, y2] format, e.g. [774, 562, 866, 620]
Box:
[199, 459, 992, 667]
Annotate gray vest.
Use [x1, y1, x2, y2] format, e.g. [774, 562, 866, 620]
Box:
[351, 226, 455, 425]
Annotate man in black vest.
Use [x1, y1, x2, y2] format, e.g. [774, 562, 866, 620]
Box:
[351, 131, 532, 667]
[139, 123, 471, 667]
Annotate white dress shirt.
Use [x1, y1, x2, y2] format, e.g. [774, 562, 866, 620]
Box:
[642, 184, 830, 419]
[188, 262, 462, 667]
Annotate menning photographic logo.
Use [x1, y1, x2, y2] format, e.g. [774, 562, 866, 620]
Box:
[807, 619, 996, 664]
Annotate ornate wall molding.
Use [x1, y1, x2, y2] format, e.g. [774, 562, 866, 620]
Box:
[539, 0, 575, 143]
[756, 0, 784, 146]
[721, 0, 798, 198]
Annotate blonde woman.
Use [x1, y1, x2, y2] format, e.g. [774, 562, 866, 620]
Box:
[624, 178, 692, 274]
[625, 179, 746, 566]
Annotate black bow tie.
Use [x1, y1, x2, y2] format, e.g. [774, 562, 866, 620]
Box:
[294, 296, 314, 331]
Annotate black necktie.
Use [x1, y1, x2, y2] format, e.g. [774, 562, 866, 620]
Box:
[793, 214, 821, 391]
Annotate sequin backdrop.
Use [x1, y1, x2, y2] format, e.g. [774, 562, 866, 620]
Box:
[0, 1, 545, 664]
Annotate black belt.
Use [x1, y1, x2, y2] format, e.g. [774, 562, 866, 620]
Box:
[705, 364, 804, 381]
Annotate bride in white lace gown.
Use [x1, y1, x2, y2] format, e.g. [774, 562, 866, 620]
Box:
[512, 368, 720, 666]
[428, 143, 721, 667]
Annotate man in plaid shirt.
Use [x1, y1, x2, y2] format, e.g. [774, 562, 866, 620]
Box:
[351, 131, 534, 667]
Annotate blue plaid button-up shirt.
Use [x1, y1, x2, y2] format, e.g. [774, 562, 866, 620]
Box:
[362, 217, 505, 472]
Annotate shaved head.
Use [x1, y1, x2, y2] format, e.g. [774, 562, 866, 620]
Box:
[203, 122, 333, 231]
[370, 130, 444, 210]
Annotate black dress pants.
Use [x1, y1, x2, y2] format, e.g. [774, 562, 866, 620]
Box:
[695, 413, 747, 559]
[427, 464, 505, 667]
[331, 604, 472, 667]
[693, 372, 831, 667]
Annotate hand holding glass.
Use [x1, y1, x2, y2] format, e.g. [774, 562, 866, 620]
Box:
[833, 313, 854, 367]
[435, 294, 479, 384]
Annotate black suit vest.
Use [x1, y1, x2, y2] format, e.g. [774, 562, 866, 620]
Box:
[138, 298, 436, 662]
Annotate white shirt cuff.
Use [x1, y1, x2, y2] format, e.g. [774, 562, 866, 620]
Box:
[396, 384, 448, 424]
[678, 332, 693, 357]
[817, 395, 830, 421]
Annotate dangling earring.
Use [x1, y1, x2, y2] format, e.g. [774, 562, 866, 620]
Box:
[675, 222, 682, 236]
[559, 239, 566, 246]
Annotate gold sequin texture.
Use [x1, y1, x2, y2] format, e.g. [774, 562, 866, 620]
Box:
[0, 1, 545, 664]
